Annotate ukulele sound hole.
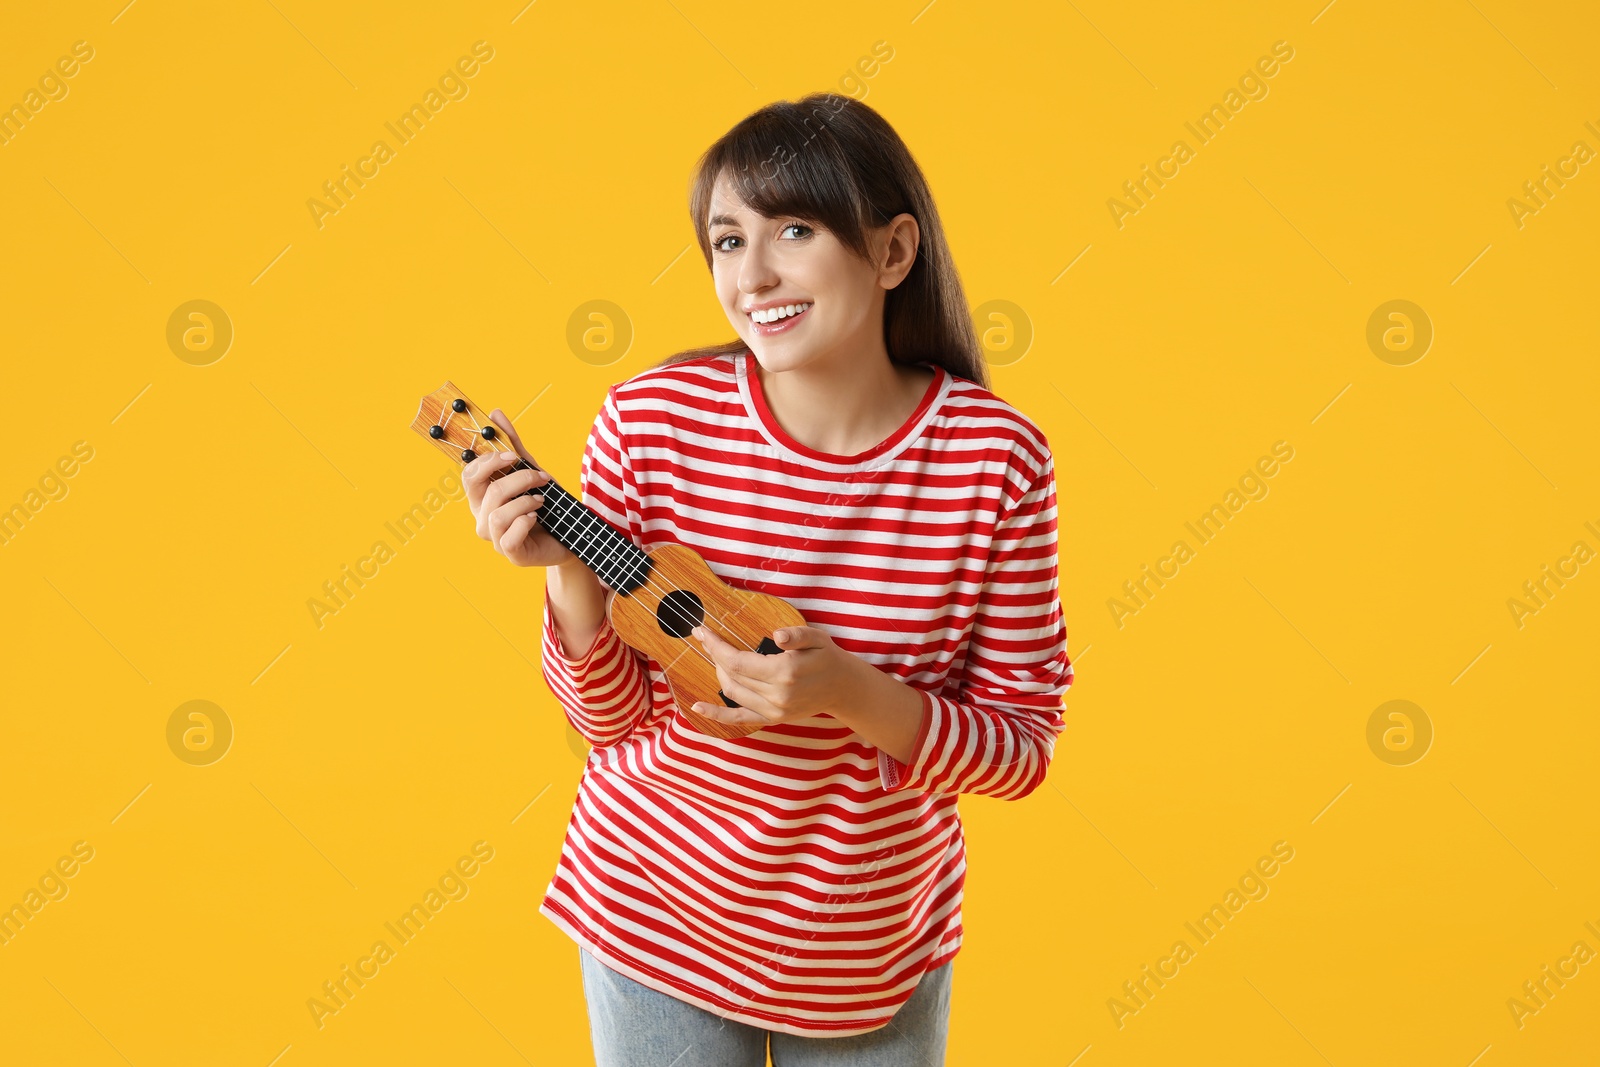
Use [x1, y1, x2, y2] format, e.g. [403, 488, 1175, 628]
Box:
[656, 590, 704, 639]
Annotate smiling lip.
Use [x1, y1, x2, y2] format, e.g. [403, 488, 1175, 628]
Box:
[751, 304, 811, 335]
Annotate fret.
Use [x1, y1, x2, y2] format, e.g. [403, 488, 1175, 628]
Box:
[481, 459, 651, 596]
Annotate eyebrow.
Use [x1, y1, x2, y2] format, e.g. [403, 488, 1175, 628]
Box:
[709, 212, 810, 233]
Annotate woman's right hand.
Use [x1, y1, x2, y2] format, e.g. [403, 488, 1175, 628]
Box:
[463, 408, 580, 570]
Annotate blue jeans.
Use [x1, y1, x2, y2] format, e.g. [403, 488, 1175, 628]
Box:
[580, 947, 953, 1066]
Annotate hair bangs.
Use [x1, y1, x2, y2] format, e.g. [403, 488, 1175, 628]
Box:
[691, 99, 872, 263]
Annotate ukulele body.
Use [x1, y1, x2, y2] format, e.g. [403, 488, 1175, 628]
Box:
[607, 542, 809, 740]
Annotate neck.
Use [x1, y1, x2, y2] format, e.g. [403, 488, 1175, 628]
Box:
[753, 348, 930, 458]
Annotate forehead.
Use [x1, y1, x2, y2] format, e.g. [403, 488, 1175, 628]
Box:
[708, 175, 754, 219]
[706, 169, 822, 231]
[708, 199, 775, 231]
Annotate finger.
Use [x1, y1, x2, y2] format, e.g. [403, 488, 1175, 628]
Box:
[466, 447, 519, 473]
[489, 493, 544, 544]
[692, 625, 759, 673]
[706, 652, 779, 703]
[463, 448, 520, 493]
[488, 409, 539, 468]
[689, 700, 769, 725]
[703, 674, 779, 721]
[773, 625, 829, 650]
[698, 629, 789, 695]
[482, 466, 544, 516]
[498, 511, 539, 556]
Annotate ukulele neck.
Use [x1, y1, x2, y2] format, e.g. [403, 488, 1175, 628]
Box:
[410, 382, 649, 596]
[488, 459, 649, 596]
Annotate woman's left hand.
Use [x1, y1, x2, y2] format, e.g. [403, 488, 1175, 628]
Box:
[688, 624, 869, 726]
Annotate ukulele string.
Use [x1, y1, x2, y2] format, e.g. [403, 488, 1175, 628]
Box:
[450, 411, 772, 668]
[472, 444, 710, 633]
[441, 406, 758, 652]
[478, 450, 761, 673]
[487, 454, 747, 654]
[439, 405, 723, 645]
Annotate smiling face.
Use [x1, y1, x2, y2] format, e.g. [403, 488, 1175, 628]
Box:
[707, 170, 904, 375]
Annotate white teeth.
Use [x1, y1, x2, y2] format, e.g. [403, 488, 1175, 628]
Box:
[752, 302, 810, 324]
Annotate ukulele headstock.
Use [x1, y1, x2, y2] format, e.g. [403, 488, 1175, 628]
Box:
[411, 381, 507, 465]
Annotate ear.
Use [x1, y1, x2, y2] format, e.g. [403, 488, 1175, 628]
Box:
[877, 212, 920, 290]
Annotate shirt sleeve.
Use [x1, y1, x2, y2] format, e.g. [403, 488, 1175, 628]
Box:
[539, 385, 657, 747]
[878, 451, 1072, 799]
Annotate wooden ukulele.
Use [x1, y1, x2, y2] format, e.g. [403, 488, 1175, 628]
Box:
[412, 382, 806, 740]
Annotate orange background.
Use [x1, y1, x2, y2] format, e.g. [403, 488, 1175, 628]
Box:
[1, 1, 1597, 1064]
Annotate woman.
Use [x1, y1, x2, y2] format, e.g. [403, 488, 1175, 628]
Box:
[464, 92, 1072, 1066]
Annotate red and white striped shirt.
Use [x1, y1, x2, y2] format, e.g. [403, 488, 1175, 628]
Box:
[537, 349, 1072, 1037]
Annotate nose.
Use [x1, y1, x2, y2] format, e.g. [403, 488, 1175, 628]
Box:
[737, 239, 781, 299]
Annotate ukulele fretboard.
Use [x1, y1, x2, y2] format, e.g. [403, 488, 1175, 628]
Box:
[491, 458, 652, 596]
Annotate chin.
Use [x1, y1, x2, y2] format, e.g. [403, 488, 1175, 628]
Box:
[747, 344, 809, 373]
[750, 327, 821, 358]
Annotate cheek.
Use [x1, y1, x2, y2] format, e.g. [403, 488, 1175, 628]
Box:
[803, 256, 865, 319]
[816, 290, 865, 333]
[714, 273, 742, 319]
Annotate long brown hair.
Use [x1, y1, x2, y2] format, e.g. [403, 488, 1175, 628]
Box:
[652, 92, 989, 389]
